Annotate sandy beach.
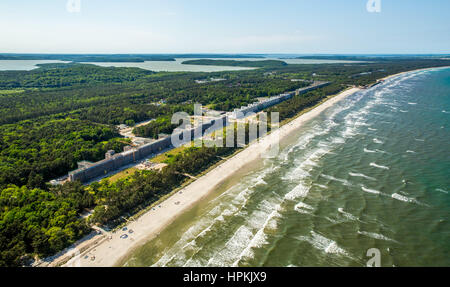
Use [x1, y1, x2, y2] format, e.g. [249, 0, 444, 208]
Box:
[53, 86, 360, 267]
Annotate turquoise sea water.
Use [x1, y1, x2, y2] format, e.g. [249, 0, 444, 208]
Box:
[122, 67, 450, 267]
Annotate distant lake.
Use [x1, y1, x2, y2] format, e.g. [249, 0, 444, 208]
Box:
[0, 58, 364, 72]
[84, 58, 364, 72]
[0, 60, 69, 71]
[82, 58, 256, 72]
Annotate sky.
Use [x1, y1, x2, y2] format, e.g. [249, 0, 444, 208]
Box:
[0, 0, 449, 54]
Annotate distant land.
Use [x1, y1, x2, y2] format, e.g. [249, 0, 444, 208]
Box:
[0, 54, 265, 63]
[293, 54, 450, 61]
[181, 59, 288, 68]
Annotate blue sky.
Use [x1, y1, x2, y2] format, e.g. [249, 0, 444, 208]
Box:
[0, 0, 449, 54]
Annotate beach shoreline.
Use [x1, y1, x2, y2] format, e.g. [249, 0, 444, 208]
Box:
[49, 66, 448, 267]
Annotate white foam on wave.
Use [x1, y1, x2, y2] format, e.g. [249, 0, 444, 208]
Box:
[207, 225, 254, 267]
[297, 231, 352, 257]
[391, 193, 428, 206]
[415, 138, 425, 142]
[364, 148, 376, 153]
[231, 204, 283, 266]
[443, 110, 449, 114]
[354, 121, 371, 126]
[361, 186, 381, 195]
[408, 102, 417, 105]
[320, 174, 352, 186]
[294, 202, 314, 214]
[370, 162, 389, 170]
[279, 123, 332, 161]
[436, 188, 448, 194]
[368, 127, 377, 131]
[331, 137, 345, 144]
[341, 129, 358, 138]
[373, 138, 384, 144]
[313, 183, 328, 189]
[391, 193, 414, 203]
[283, 145, 333, 182]
[399, 110, 408, 113]
[357, 231, 398, 243]
[152, 210, 224, 266]
[338, 208, 359, 221]
[349, 172, 376, 181]
[153, 166, 277, 266]
[284, 182, 310, 201]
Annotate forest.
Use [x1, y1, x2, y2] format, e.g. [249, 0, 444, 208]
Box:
[1, 57, 449, 266]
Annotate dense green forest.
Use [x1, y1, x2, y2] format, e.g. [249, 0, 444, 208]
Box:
[266, 83, 345, 122]
[0, 118, 129, 190]
[133, 116, 177, 139]
[1, 57, 449, 266]
[0, 63, 154, 88]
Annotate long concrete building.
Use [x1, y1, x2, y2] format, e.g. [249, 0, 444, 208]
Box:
[68, 81, 330, 183]
[230, 81, 330, 119]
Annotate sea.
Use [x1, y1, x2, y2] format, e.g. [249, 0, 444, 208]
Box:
[121, 67, 450, 267]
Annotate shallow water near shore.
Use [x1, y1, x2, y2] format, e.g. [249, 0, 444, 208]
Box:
[121, 67, 450, 267]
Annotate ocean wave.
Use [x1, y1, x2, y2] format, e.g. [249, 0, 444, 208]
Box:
[415, 138, 425, 142]
[357, 231, 398, 243]
[320, 174, 352, 186]
[338, 208, 359, 221]
[391, 193, 428, 206]
[349, 172, 376, 181]
[294, 202, 314, 214]
[283, 146, 333, 181]
[373, 138, 384, 144]
[207, 225, 254, 267]
[297, 231, 352, 257]
[331, 137, 345, 144]
[408, 102, 417, 105]
[406, 150, 416, 154]
[361, 186, 381, 195]
[436, 188, 448, 194]
[443, 110, 449, 114]
[364, 148, 376, 153]
[369, 163, 389, 170]
[341, 128, 358, 138]
[232, 205, 283, 266]
[324, 216, 342, 224]
[284, 183, 310, 201]
[368, 127, 377, 131]
[399, 110, 408, 113]
[391, 193, 414, 203]
[313, 183, 328, 189]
